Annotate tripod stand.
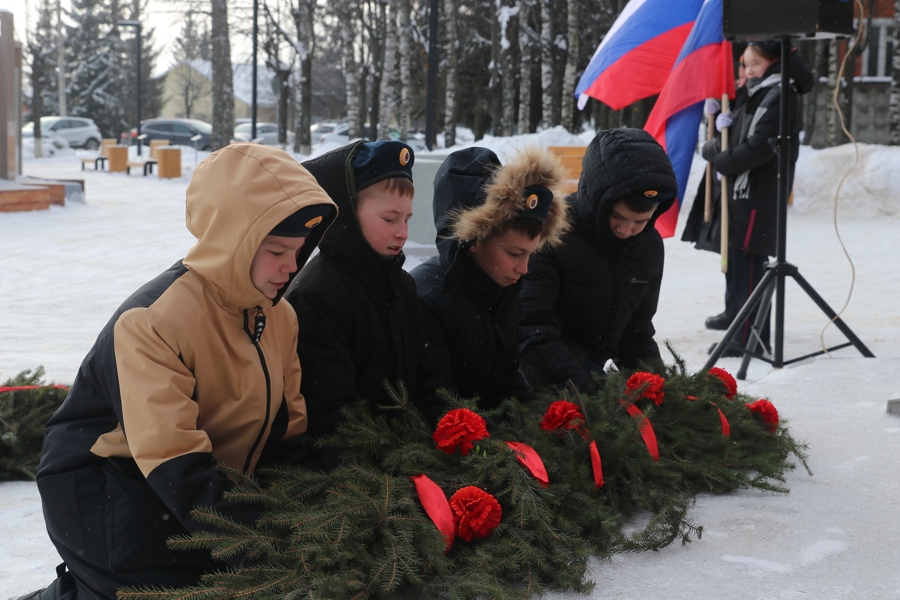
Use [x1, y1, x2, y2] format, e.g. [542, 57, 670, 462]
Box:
[703, 38, 874, 378]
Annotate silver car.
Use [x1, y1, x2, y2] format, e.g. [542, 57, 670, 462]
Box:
[22, 116, 103, 150]
[233, 122, 293, 147]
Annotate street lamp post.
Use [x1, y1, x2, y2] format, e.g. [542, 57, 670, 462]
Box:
[118, 20, 142, 156]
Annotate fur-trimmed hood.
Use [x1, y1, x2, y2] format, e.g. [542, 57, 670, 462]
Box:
[431, 146, 571, 268]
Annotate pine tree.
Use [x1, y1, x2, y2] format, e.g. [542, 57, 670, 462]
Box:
[64, 0, 129, 139]
[26, 0, 58, 158]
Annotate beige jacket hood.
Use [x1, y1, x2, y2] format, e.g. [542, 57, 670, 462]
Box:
[183, 143, 337, 309]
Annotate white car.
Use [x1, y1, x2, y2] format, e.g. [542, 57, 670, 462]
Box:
[233, 122, 293, 147]
[22, 116, 103, 150]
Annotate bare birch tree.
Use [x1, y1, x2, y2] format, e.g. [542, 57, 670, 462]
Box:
[397, 0, 412, 140]
[264, 0, 315, 153]
[540, 0, 554, 129]
[560, 0, 579, 132]
[518, 0, 536, 134]
[498, 0, 519, 136]
[380, 0, 399, 140]
[442, 0, 458, 147]
[210, 0, 234, 150]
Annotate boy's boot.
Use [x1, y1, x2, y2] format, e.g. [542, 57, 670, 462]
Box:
[15, 564, 76, 600]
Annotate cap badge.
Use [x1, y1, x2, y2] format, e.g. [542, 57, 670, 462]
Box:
[305, 215, 324, 228]
[399, 148, 410, 166]
[643, 190, 658, 198]
[526, 193, 539, 209]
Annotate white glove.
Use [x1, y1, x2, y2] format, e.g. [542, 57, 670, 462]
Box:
[704, 98, 721, 115]
[715, 111, 733, 131]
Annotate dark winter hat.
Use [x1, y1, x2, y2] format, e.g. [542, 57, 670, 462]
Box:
[518, 184, 555, 223]
[748, 40, 782, 60]
[269, 203, 336, 237]
[351, 140, 415, 192]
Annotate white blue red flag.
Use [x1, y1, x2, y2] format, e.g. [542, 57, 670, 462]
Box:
[575, 0, 705, 111]
[643, 0, 735, 238]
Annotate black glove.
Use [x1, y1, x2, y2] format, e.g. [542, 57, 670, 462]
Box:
[701, 139, 721, 162]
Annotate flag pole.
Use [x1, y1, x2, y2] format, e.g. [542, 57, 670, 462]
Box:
[704, 105, 714, 222]
[719, 93, 730, 273]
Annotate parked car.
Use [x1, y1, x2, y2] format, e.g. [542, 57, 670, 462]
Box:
[319, 123, 404, 145]
[126, 118, 213, 150]
[310, 120, 343, 139]
[22, 116, 103, 150]
[233, 122, 293, 147]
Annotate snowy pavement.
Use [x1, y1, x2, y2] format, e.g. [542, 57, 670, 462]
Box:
[2, 142, 900, 598]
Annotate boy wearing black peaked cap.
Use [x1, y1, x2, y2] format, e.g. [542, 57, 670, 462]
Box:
[518, 129, 677, 392]
[285, 140, 447, 468]
[412, 146, 570, 410]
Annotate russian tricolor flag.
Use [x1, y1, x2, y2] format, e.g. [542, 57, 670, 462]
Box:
[575, 0, 705, 111]
[643, 0, 735, 238]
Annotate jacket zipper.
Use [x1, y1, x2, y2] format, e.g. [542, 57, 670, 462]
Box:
[243, 307, 271, 472]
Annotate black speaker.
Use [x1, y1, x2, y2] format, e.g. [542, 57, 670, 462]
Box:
[723, 0, 854, 40]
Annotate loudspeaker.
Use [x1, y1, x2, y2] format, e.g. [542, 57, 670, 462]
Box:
[723, 0, 854, 40]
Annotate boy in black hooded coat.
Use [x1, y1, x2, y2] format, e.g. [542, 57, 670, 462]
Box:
[411, 146, 569, 410]
[284, 141, 446, 463]
[518, 128, 678, 392]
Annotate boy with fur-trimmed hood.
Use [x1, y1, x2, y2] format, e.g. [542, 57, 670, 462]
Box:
[412, 146, 570, 409]
[27, 145, 337, 599]
[518, 129, 677, 392]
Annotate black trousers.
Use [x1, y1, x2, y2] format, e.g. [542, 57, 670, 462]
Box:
[37, 459, 222, 600]
[724, 247, 770, 348]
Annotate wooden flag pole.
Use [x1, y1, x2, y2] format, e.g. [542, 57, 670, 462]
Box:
[719, 93, 730, 273]
[704, 103, 715, 223]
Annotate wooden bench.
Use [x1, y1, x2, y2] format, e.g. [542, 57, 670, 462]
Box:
[81, 139, 117, 170]
[548, 146, 587, 195]
[127, 139, 170, 175]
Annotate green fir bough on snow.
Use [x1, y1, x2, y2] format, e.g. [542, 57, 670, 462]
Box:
[120, 353, 809, 600]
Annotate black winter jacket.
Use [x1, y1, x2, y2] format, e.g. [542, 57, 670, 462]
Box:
[411, 148, 532, 410]
[708, 60, 803, 257]
[285, 142, 447, 442]
[518, 129, 676, 391]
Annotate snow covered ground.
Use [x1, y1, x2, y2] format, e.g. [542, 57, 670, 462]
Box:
[2, 136, 899, 599]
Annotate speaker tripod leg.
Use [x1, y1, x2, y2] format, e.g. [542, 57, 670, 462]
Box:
[703, 269, 777, 371]
[737, 281, 775, 380]
[787, 269, 875, 358]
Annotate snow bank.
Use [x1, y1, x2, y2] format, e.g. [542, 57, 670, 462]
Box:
[793, 143, 900, 217]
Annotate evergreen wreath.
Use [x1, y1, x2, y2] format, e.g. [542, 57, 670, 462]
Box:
[0, 368, 68, 481]
[119, 352, 810, 600]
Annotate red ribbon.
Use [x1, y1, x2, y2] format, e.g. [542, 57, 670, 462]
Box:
[0, 384, 69, 394]
[619, 400, 659, 462]
[588, 440, 604, 489]
[714, 404, 731, 437]
[504, 441, 549, 488]
[409, 474, 455, 552]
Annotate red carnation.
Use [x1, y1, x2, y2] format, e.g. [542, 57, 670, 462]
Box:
[747, 399, 779, 433]
[709, 367, 738, 400]
[433, 408, 489, 455]
[449, 486, 502, 541]
[625, 372, 666, 406]
[539, 400, 585, 432]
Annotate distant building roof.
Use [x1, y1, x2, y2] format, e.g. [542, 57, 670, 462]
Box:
[168, 60, 279, 107]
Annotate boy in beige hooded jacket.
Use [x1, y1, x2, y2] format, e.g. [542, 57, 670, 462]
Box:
[25, 144, 336, 600]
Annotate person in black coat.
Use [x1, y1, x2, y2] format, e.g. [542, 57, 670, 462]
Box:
[284, 140, 446, 465]
[699, 42, 812, 351]
[411, 146, 570, 410]
[518, 128, 678, 392]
